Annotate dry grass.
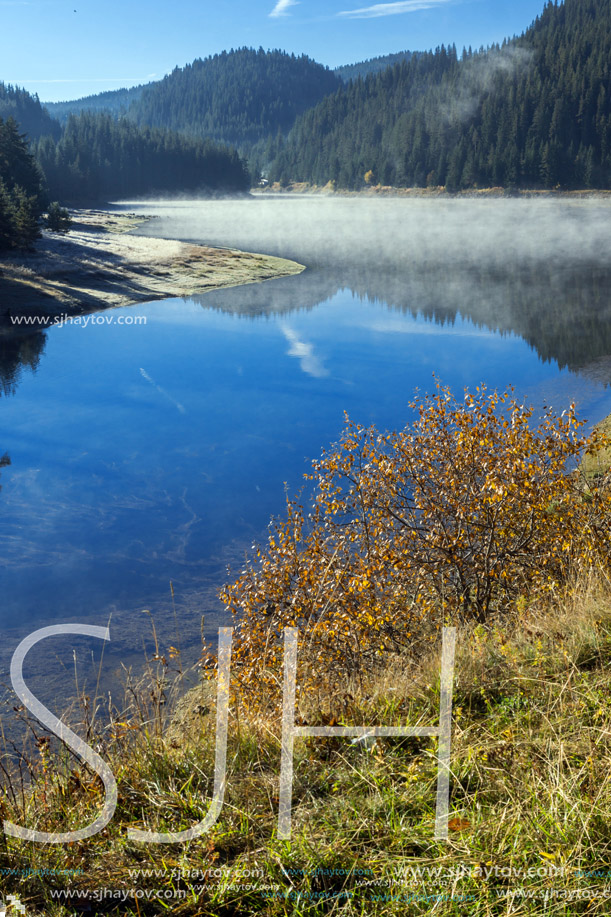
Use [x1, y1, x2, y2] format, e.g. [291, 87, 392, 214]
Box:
[259, 184, 611, 199]
[581, 415, 611, 482]
[1, 569, 611, 914]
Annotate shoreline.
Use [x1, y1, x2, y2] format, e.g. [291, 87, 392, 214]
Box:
[256, 183, 611, 199]
[0, 209, 305, 325]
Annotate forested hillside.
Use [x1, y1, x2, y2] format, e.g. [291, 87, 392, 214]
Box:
[0, 83, 60, 140]
[334, 50, 416, 82]
[272, 0, 611, 190]
[46, 85, 145, 123]
[127, 48, 341, 146]
[0, 78, 251, 215]
[43, 49, 342, 178]
[34, 113, 249, 201]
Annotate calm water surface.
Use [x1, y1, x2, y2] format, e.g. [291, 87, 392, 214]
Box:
[2, 197, 611, 704]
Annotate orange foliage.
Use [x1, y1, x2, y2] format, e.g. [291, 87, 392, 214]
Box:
[218, 383, 611, 710]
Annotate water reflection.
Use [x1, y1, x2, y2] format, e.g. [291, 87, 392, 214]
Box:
[0, 451, 10, 488]
[0, 328, 45, 501]
[0, 328, 46, 397]
[190, 260, 611, 378]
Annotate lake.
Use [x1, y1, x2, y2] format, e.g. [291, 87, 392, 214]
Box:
[2, 196, 611, 709]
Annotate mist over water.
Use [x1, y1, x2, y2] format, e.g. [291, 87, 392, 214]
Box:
[127, 195, 611, 375]
[121, 194, 611, 269]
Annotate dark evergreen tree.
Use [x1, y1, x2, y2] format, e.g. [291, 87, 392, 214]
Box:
[45, 201, 72, 233]
[12, 187, 41, 249]
[0, 117, 45, 250]
[0, 117, 46, 200]
[0, 179, 15, 249]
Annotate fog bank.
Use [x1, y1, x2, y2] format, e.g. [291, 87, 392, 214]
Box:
[118, 195, 611, 270]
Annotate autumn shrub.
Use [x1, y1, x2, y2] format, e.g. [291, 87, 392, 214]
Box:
[220, 383, 611, 711]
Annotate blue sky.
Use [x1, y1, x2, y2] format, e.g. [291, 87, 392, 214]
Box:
[3, 0, 549, 102]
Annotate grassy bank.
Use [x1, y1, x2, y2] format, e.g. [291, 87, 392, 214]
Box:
[0, 209, 304, 321]
[2, 574, 611, 914]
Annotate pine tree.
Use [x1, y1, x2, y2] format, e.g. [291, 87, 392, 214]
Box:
[0, 117, 45, 250]
[45, 201, 72, 233]
[12, 187, 41, 250]
[0, 179, 15, 250]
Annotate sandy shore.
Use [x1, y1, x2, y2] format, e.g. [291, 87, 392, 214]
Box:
[0, 209, 305, 321]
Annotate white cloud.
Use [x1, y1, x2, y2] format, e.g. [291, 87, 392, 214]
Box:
[338, 0, 451, 19]
[269, 0, 298, 17]
[281, 326, 328, 379]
